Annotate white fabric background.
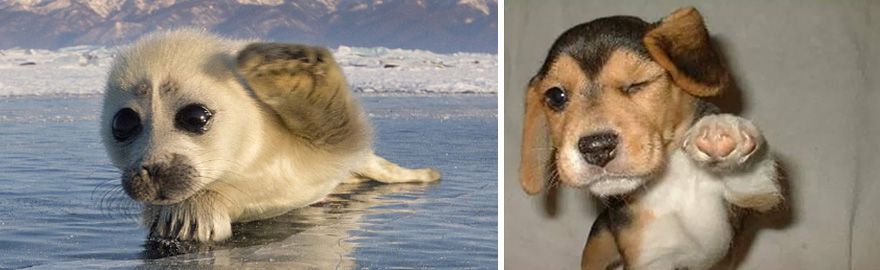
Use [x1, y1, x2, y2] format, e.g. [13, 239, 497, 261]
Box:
[503, 1, 879, 269]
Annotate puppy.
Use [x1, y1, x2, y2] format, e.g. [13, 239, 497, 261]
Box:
[518, 7, 782, 270]
[100, 29, 440, 243]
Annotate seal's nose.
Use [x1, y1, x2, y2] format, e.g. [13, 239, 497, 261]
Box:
[578, 133, 618, 167]
[122, 165, 158, 202]
[139, 166, 152, 179]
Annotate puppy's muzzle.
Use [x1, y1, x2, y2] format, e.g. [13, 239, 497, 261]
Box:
[578, 133, 618, 167]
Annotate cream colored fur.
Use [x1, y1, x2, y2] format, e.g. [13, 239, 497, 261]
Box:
[100, 29, 440, 242]
[623, 114, 780, 270]
[574, 113, 780, 270]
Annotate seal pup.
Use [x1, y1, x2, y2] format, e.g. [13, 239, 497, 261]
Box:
[100, 29, 440, 242]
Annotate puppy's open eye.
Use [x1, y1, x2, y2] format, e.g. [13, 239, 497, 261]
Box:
[175, 104, 213, 134]
[112, 108, 142, 142]
[544, 87, 568, 111]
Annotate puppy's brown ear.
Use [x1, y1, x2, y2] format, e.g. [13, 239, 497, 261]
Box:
[644, 7, 730, 97]
[519, 80, 551, 195]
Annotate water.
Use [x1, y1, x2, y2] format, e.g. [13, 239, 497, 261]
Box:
[0, 95, 497, 269]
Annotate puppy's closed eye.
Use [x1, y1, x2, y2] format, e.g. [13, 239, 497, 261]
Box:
[621, 72, 665, 94]
[622, 81, 649, 93]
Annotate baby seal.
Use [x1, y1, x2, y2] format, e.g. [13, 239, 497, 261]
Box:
[100, 29, 440, 242]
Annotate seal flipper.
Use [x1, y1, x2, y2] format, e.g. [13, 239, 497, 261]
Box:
[236, 43, 371, 154]
[347, 152, 441, 184]
[237, 44, 439, 184]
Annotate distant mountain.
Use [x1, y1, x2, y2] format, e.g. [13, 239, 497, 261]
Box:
[0, 0, 497, 53]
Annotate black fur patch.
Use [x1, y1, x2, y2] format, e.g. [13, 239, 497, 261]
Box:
[588, 210, 611, 237]
[537, 16, 651, 79]
[692, 99, 720, 125]
[653, 32, 726, 88]
[604, 197, 632, 233]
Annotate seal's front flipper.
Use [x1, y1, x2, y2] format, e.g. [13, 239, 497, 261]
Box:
[236, 43, 370, 153]
[351, 152, 441, 184]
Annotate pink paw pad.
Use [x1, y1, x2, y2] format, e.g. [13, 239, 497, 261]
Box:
[694, 124, 756, 159]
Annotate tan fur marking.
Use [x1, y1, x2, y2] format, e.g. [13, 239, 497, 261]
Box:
[520, 55, 588, 194]
[540, 55, 590, 150]
[519, 88, 550, 194]
[612, 53, 694, 150]
[581, 228, 620, 270]
[543, 55, 589, 94]
[596, 50, 696, 176]
[728, 192, 783, 212]
[616, 206, 654, 268]
[597, 50, 664, 89]
[598, 51, 667, 176]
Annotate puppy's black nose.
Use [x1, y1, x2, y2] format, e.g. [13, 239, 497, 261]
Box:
[578, 133, 618, 167]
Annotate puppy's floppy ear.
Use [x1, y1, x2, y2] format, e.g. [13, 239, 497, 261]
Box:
[519, 78, 551, 195]
[644, 7, 730, 97]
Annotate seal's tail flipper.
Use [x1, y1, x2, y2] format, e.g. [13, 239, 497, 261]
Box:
[348, 153, 441, 184]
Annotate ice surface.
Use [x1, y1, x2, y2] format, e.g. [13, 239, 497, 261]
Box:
[0, 45, 496, 97]
[0, 95, 497, 269]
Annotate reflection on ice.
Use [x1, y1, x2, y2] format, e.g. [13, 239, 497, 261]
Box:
[141, 182, 432, 268]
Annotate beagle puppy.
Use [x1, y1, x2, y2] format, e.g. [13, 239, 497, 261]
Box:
[518, 7, 782, 270]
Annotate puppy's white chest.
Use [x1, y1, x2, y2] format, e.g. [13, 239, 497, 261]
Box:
[636, 151, 733, 269]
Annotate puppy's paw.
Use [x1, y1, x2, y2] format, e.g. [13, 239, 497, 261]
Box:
[144, 196, 232, 243]
[683, 114, 764, 172]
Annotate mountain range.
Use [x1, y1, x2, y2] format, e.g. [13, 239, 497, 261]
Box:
[0, 0, 497, 53]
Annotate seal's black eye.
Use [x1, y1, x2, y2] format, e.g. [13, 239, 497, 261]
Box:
[175, 104, 213, 134]
[112, 108, 142, 142]
[544, 87, 567, 111]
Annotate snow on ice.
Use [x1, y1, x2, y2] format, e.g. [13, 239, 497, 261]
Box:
[0, 45, 496, 97]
